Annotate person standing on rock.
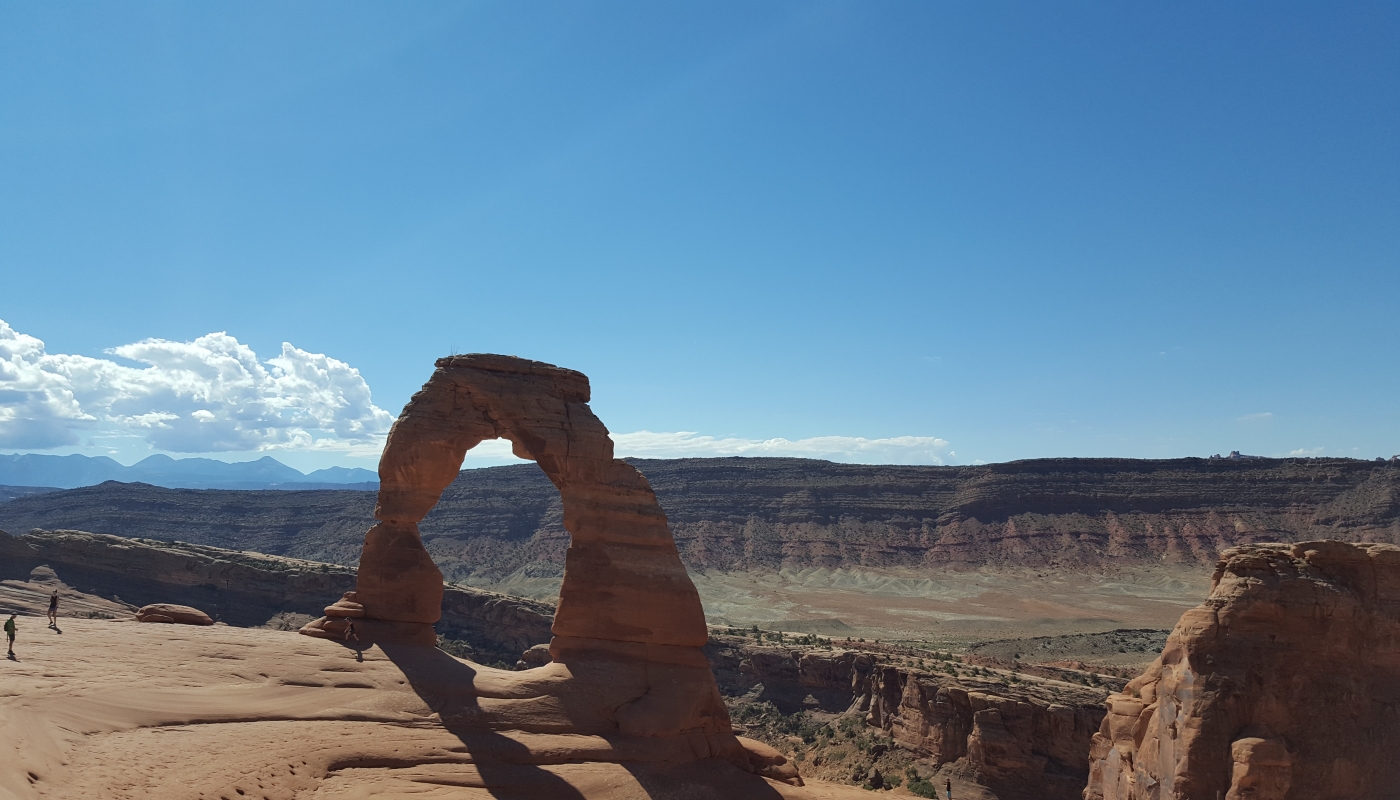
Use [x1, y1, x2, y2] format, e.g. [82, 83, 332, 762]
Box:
[47, 591, 59, 627]
[344, 620, 359, 643]
[945, 778, 952, 800]
[5, 614, 15, 657]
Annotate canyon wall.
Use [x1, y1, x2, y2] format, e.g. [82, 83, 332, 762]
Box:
[712, 637, 1109, 800]
[863, 665, 1104, 800]
[1084, 541, 1400, 800]
[0, 457, 1395, 581]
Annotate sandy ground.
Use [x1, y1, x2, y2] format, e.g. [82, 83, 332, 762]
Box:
[690, 564, 1210, 645]
[0, 618, 876, 800]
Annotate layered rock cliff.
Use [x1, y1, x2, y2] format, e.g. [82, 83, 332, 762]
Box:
[1084, 540, 1400, 800]
[0, 457, 1395, 580]
[707, 635, 1110, 799]
[0, 528, 554, 662]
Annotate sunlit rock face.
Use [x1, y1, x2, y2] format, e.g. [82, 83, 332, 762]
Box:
[1084, 540, 1400, 800]
[300, 354, 783, 778]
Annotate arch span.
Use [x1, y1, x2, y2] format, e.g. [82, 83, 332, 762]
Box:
[355, 354, 708, 650]
[297, 355, 801, 781]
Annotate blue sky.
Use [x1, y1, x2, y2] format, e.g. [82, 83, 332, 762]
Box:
[1, 2, 1397, 471]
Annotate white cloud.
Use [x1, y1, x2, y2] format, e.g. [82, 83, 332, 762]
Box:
[1238, 412, 1274, 422]
[0, 319, 392, 452]
[1288, 446, 1325, 457]
[0, 319, 954, 466]
[610, 431, 954, 465]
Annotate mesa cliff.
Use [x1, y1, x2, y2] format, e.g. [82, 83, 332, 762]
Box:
[1084, 540, 1400, 800]
[0, 458, 1394, 584]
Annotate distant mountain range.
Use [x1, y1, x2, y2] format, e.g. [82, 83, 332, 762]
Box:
[0, 453, 378, 490]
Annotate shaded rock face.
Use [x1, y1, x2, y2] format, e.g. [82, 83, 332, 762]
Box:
[304, 355, 757, 772]
[863, 667, 1104, 800]
[712, 637, 1107, 800]
[0, 528, 553, 663]
[1085, 541, 1400, 800]
[724, 645, 864, 712]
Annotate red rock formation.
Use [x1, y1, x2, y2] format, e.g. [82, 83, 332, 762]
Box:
[863, 665, 1104, 800]
[135, 603, 213, 625]
[0, 528, 554, 662]
[301, 355, 785, 780]
[718, 637, 1108, 799]
[1084, 540, 1400, 800]
[307, 355, 708, 644]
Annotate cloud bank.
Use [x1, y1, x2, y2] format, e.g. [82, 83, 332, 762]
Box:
[0, 319, 953, 466]
[0, 319, 392, 452]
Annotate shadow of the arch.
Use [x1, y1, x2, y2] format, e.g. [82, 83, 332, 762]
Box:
[374, 641, 589, 800]
[373, 642, 787, 799]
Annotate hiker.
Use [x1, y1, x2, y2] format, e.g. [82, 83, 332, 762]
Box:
[48, 591, 59, 627]
[5, 614, 15, 656]
[946, 778, 952, 800]
[344, 620, 359, 642]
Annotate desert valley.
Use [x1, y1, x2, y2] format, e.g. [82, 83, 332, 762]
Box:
[3, 5, 1396, 797]
[2, 356, 1398, 800]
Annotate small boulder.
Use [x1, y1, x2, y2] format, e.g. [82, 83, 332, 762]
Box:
[136, 604, 214, 626]
[516, 643, 552, 670]
[737, 736, 804, 786]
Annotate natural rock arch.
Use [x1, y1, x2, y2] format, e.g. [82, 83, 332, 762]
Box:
[301, 355, 791, 775]
[312, 354, 708, 650]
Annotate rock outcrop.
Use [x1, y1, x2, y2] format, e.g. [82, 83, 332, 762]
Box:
[0, 528, 554, 662]
[863, 665, 1105, 800]
[1084, 540, 1400, 800]
[301, 355, 768, 777]
[0, 618, 874, 799]
[135, 603, 213, 625]
[707, 635, 1109, 799]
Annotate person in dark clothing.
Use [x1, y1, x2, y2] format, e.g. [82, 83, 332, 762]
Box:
[344, 620, 359, 642]
[5, 614, 16, 657]
[48, 591, 59, 627]
[946, 778, 952, 800]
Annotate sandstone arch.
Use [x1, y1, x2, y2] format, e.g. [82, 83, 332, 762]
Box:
[300, 355, 783, 772]
[313, 354, 708, 651]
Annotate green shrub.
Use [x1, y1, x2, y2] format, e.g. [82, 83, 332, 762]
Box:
[907, 778, 939, 798]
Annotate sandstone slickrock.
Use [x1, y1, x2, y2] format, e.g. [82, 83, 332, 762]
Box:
[135, 603, 213, 625]
[1084, 540, 1400, 800]
[300, 355, 789, 781]
[0, 564, 134, 620]
[0, 527, 555, 662]
[0, 620, 873, 799]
